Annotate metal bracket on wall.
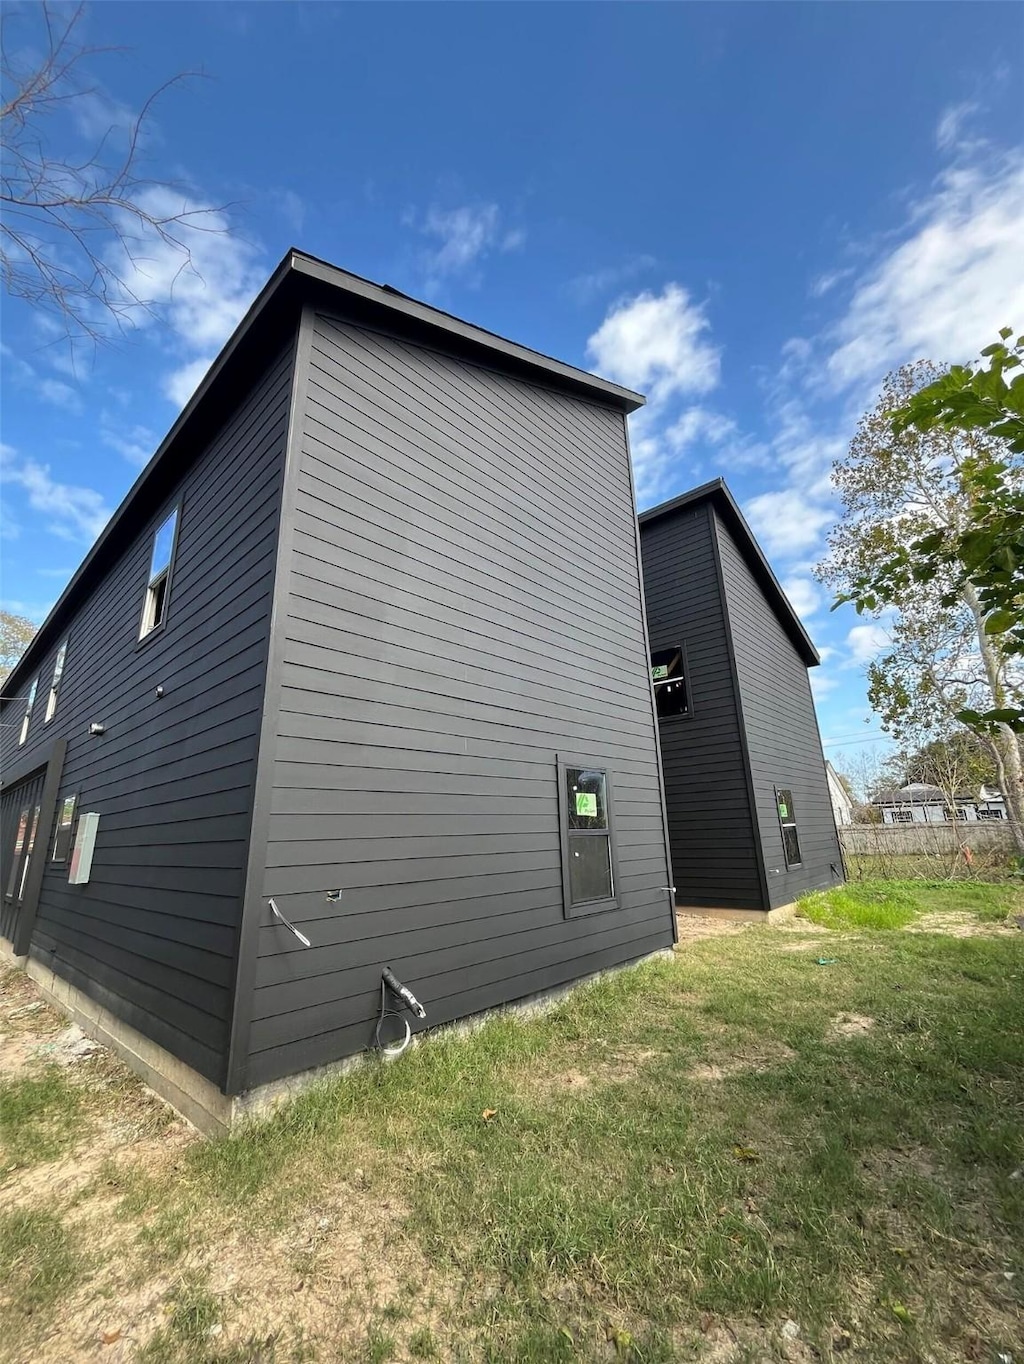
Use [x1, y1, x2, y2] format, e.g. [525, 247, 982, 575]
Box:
[268, 897, 311, 947]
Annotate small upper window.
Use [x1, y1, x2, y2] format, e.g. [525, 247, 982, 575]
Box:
[558, 758, 620, 917]
[650, 646, 689, 719]
[776, 788, 802, 867]
[51, 794, 78, 863]
[140, 507, 179, 639]
[44, 639, 68, 723]
[18, 676, 38, 745]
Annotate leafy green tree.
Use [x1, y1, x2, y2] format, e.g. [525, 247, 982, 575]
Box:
[0, 609, 36, 683]
[817, 359, 1024, 852]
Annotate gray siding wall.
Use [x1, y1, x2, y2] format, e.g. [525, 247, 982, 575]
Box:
[0, 345, 294, 1083]
[246, 312, 673, 1088]
[639, 507, 764, 910]
[714, 514, 842, 907]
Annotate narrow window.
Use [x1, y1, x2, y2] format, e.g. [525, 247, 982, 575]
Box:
[140, 507, 179, 639]
[18, 676, 38, 745]
[558, 758, 619, 916]
[51, 794, 78, 863]
[44, 639, 68, 723]
[650, 646, 689, 719]
[16, 805, 41, 901]
[6, 808, 30, 897]
[776, 788, 802, 867]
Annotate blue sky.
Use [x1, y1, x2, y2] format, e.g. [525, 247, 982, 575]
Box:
[2, 2, 1022, 782]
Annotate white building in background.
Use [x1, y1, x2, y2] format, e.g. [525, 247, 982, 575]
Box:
[826, 761, 855, 826]
[872, 782, 1007, 825]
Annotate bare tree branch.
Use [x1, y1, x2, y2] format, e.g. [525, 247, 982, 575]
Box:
[1, 2, 230, 342]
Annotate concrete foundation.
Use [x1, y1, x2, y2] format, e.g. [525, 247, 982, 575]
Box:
[675, 901, 797, 923]
[1, 940, 673, 1137]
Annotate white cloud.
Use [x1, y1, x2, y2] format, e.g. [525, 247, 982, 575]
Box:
[810, 671, 839, 700]
[586, 284, 719, 405]
[1, 444, 111, 544]
[101, 418, 157, 466]
[781, 575, 822, 621]
[826, 153, 1024, 388]
[103, 188, 266, 403]
[935, 100, 979, 153]
[567, 255, 657, 304]
[163, 357, 215, 409]
[501, 227, 527, 252]
[846, 622, 892, 664]
[666, 406, 737, 451]
[743, 489, 835, 558]
[38, 378, 82, 413]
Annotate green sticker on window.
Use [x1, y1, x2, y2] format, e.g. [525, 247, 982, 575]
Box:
[651, 664, 669, 681]
[778, 802, 788, 819]
[576, 792, 598, 818]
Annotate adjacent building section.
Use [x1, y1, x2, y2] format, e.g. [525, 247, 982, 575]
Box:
[640, 480, 843, 916]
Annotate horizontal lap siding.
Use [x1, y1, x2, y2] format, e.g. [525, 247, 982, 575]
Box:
[714, 515, 842, 907]
[250, 315, 673, 1086]
[640, 508, 763, 909]
[1, 347, 293, 1083]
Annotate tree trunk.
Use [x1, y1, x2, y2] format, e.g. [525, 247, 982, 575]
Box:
[963, 583, 1024, 854]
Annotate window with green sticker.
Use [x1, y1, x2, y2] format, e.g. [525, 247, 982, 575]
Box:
[776, 788, 801, 867]
[559, 761, 618, 915]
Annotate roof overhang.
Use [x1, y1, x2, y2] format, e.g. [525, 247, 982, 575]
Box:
[1, 250, 644, 705]
[639, 478, 820, 667]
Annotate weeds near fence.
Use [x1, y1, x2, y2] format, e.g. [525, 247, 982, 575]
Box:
[838, 822, 1017, 882]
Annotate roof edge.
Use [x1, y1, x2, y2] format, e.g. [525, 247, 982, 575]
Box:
[639, 478, 820, 666]
[288, 249, 645, 412]
[1, 250, 645, 700]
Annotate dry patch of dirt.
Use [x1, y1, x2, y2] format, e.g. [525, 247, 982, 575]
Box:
[523, 1044, 666, 1098]
[908, 911, 1019, 938]
[687, 1042, 796, 1082]
[674, 914, 748, 945]
[828, 1012, 875, 1039]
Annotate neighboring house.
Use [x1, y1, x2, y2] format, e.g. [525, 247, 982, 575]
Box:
[873, 783, 1007, 824]
[639, 480, 843, 917]
[826, 762, 855, 826]
[0, 250, 676, 1132]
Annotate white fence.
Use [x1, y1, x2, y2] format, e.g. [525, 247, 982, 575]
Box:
[838, 821, 1017, 878]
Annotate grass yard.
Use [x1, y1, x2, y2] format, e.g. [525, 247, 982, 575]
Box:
[1, 883, 1022, 1363]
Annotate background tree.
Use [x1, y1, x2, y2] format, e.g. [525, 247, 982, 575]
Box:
[817, 360, 1024, 853]
[0, 609, 36, 682]
[1, 2, 222, 341]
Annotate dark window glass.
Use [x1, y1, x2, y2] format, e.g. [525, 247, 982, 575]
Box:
[566, 767, 609, 831]
[51, 795, 78, 863]
[651, 647, 689, 718]
[568, 833, 612, 904]
[776, 788, 802, 867]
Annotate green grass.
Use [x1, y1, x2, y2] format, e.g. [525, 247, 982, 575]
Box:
[799, 876, 1023, 930]
[126, 896, 1022, 1362]
[6, 885, 1024, 1362]
[0, 1064, 83, 1171]
[0, 1209, 81, 1332]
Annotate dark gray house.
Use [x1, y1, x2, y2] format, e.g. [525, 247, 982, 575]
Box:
[0, 250, 676, 1131]
[639, 480, 842, 916]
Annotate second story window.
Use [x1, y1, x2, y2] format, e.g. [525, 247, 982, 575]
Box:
[650, 646, 690, 719]
[44, 639, 68, 723]
[140, 507, 179, 640]
[18, 676, 37, 745]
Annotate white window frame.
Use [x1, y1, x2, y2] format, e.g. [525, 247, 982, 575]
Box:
[44, 639, 68, 723]
[18, 676, 38, 745]
[139, 506, 180, 640]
